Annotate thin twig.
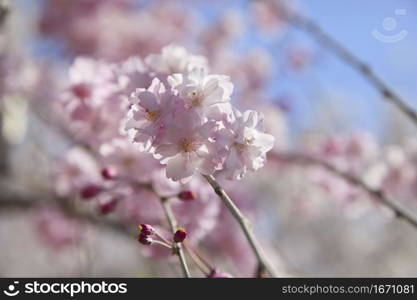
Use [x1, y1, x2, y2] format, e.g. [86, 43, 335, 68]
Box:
[160, 197, 191, 278]
[279, 4, 417, 128]
[183, 242, 212, 276]
[203, 174, 278, 277]
[273, 152, 417, 230]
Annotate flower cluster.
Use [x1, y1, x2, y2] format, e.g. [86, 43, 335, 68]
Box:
[125, 45, 275, 182]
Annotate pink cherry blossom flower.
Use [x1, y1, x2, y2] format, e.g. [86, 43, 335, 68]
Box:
[34, 208, 83, 250]
[168, 68, 233, 114]
[221, 109, 275, 180]
[125, 78, 175, 150]
[154, 109, 220, 182]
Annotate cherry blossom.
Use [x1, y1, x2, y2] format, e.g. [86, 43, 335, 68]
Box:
[145, 44, 208, 74]
[168, 68, 233, 114]
[220, 110, 275, 180]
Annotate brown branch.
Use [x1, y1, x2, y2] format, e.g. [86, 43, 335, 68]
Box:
[272, 152, 417, 230]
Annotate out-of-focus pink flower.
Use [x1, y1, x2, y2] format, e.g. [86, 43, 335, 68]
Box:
[145, 44, 208, 74]
[39, 1, 191, 61]
[34, 208, 83, 250]
[53, 147, 101, 198]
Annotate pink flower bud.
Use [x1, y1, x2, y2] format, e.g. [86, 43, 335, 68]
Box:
[80, 184, 102, 199]
[178, 190, 196, 201]
[173, 228, 187, 243]
[138, 233, 153, 245]
[138, 224, 155, 236]
[71, 83, 91, 99]
[99, 199, 118, 215]
[101, 167, 117, 180]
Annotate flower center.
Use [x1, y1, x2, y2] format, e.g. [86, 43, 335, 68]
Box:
[180, 137, 196, 153]
[145, 110, 160, 121]
[189, 91, 202, 107]
[234, 138, 253, 152]
[245, 137, 254, 145]
[234, 142, 246, 151]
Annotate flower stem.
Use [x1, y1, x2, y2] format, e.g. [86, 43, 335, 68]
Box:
[183, 241, 214, 276]
[203, 174, 278, 277]
[160, 197, 191, 278]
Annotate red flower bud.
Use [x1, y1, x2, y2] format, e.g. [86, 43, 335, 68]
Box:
[99, 199, 118, 214]
[101, 167, 117, 180]
[178, 190, 196, 201]
[80, 184, 102, 199]
[173, 228, 187, 243]
[138, 224, 155, 236]
[138, 233, 153, 245]
[71, 83, 91, 99]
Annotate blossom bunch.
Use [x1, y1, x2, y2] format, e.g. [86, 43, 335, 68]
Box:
[125, 45, 275, 182]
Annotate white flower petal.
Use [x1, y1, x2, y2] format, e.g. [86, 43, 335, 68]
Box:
[166, 154, 196, 181]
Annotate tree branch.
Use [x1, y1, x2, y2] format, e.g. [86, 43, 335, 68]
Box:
[273, 152, 417, 230]
[275, 1, 417, 128]
[0, 183, 134, 237]
[203, 174, 278, 277]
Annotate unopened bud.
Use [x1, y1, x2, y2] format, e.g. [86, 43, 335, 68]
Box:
[138, 224, 155, 236]
[101, 167, 117, 180]
[80, 184, 102, 199]
[71, 83, 91, 99]
[178, 190, 196, 201]
[138, 233, 153, 245]
[99, 199, 118, 214]
[173, 228, 187, 243]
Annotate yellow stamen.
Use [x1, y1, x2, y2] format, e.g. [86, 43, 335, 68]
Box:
[180, 138, 196, 153]
[145, 110, 160, 121]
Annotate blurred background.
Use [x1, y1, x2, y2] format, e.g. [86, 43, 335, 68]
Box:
[1, 0, 417, 277]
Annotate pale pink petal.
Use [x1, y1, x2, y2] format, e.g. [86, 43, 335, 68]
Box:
[139, 91, 159, 111]
[166, 154, 196, 181]
[155, 144, 180, 157]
